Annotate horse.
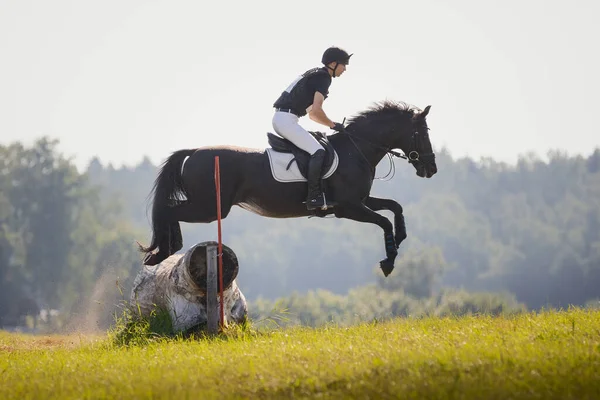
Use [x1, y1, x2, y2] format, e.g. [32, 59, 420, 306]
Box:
[138, 100, 437, 277]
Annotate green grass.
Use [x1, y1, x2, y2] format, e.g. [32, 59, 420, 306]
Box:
[1, 308, 599, 399]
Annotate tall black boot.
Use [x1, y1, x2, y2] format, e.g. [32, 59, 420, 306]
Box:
[306, 149, 326, 210]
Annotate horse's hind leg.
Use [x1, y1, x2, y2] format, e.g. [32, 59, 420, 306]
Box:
[170, 200, 234, 223]
[151, 202, 200, 261]
[168, 200, 234, 251]
[169, 222, 183, 254]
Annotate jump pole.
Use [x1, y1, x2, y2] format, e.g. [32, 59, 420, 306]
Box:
[206, 244, 218, 334]
[207, 156, 225, 335]
[215, 156, 225, 329]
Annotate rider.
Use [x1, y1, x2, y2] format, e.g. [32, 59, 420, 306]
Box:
[272, 46, 352, 210]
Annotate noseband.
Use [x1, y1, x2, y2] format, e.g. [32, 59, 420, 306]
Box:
[405, 130, 436, 165]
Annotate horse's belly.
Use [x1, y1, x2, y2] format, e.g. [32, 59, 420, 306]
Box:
[237, 201, 271, 216]
[236, 199, 309, 218]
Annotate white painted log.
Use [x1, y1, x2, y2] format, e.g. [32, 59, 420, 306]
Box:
[130, 241, 247, 333]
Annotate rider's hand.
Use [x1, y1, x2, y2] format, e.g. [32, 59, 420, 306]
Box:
[331, 122, 346, 133]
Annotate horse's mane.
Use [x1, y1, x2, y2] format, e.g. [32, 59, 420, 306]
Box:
[346, 100, 420, 128]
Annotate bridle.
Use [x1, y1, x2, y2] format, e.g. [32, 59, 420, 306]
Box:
[405, 128, 436, 165]
[341, 123, 435, 170]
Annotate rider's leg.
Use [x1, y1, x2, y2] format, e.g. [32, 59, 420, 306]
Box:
[272, 112, 327, 210]
[272, 111, 323, 155]
[305, 149, 327, 210]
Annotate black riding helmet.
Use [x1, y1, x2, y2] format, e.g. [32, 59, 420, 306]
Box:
[321, 47, 352, 77]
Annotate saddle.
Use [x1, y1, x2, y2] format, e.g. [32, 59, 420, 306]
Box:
[266, 131, 337, 179]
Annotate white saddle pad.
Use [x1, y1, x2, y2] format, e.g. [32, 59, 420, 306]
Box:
[266, 148, 339, 183]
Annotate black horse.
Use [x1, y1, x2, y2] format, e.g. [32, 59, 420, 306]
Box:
[139, 100, 437, 276]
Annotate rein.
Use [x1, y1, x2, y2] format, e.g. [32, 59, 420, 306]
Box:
[341, 127, 427, 164]
[344, 131, 411, 160]
[340, 129, 414, 181]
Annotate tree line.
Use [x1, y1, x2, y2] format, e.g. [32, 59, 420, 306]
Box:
[1, 137, 599, 330]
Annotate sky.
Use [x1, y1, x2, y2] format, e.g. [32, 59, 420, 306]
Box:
[1, 0, 598, 171]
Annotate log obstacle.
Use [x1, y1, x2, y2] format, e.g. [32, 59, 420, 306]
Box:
[129, 241, 247, 333]
[130, 156, 241, 334]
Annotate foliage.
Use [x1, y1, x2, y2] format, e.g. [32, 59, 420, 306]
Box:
[0, 138, 144, 329]
[2, 137, 600, 331]
[107, 302, 176, 347]
[248, 285, 527, 329]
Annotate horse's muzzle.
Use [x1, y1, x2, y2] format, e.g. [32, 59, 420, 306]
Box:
[415, 162, 437, 178]
[426, 162, 438, 178]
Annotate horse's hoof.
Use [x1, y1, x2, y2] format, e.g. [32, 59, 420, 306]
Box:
[379, 259, 395, 277]
[143, 253, 160, 266]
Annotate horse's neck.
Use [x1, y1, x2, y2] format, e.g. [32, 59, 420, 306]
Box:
[335, 127, 391, 168]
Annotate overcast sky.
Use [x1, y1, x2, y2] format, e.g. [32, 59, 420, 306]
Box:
[1, 0, 598, 170]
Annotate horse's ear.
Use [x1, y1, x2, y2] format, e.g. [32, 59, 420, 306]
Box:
[419, 105, 431, 119]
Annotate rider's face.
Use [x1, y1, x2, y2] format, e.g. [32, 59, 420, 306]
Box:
[335, 63, 347, 76]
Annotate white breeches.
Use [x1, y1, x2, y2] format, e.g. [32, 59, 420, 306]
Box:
[272, 111, 324, 155]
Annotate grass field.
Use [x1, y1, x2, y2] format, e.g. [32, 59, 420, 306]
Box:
[1, 308, 599, 399]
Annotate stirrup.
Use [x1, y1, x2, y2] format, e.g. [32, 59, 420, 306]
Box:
[305, 192, 331, 211]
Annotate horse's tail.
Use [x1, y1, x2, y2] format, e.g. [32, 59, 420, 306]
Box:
[138, 149, 195, 257]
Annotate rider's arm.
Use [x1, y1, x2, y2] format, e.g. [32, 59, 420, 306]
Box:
[308, 92, 335, 128]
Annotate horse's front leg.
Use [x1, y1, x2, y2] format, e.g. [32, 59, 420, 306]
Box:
[364, 197, 407, 248]
[334, 202, 397, 277]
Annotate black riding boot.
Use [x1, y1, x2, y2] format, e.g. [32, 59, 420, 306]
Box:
[306, 149, 327, 210]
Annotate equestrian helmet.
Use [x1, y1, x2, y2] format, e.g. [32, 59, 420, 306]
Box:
[321, 47, 353, 65]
